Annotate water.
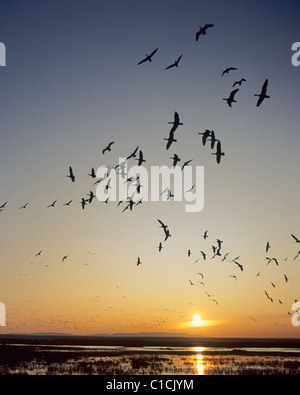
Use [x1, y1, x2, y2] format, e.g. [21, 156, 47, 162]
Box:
[1, 343, 300, 375]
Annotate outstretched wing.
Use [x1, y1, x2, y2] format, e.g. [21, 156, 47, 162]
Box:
[149, 48, 158, 58]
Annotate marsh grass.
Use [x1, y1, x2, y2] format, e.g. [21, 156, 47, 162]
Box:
[0, 345, 300, 375]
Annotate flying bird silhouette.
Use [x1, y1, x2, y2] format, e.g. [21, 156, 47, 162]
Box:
[170, 154, 181, 167]
[168, 112, 183, 132]
[136, 150, 146, 166]
[102, 142, 115, 154]
[200, 251, 206, 261]
[88, 168, 96, 178]
[127, 146, 139, 160]
[291, 234, 300, 243]
[164, 129, 177, 150]
[158, 242, 163, 252]
[212, 140, 225, 164]
[0, 201, 8, 209]
[165, 54, 183, 70]
[182, 160, 193, 170]
[196, 24, 214, 41]
[198, 130, 211, 146]
[67, 166, 75, 183]
[222, 67, 237, 76]
[136, 257, 142, 266]
[223, 89, 239, 107]
[20, 203, 29, 209]
[47, 200, 57, 208]
[266, 242, 271, 253]
[63, 200, 73, 207]
[80, 198, 88, 210]
[233, 78, 246, 87]
[255, 79, 270, 107]
[137, 48, 158, 65]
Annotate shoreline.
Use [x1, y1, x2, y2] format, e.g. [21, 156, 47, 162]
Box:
[1, 334, 300, 349]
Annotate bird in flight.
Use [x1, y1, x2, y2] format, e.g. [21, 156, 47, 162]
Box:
[284, 274, 289, 283]
[164, 129, 177, 150]
[63, 200, 73, 207]
[234, 261, 244, 272]
[20, 203, 29, 210]
[169, 111, 183, 127]
[127, 146, 139, 160]
[264, 291, 273, 303]
[165, 54, 183, 70]
[212, 140, 225, 164]
[181, 160, 193, 171]
[0, 201, 8, 209]
[47, 200, 57, 208]
[255, 79, 270, 107]
[170, 154, 181, 167]
[88, 168, 96, 179]
[222, 67, 237, 76]
[266, 242, 271, 253]
[198, 130, 211, 146]
[136, 257, 142, 266]
[136, 150, 146, 166]
[62, 256, 69, 262]
[102, 142, 115, 154]
[81, 198, 88, 210]
[137, 48, 158, 65]
[203, 230, 208, 240]
[167, 111, 183, 137]
[233, 78, 246, 87]
[35, 250, 43, 257]
[200, 251, 206, 261]
[67, 166, 75, 183]
[291, 234, 300, 243]
[196, 24, 214, 41]
[223, 89, 239, 107]
[158, 242, 163, 252]
[209, 299, 219, 306]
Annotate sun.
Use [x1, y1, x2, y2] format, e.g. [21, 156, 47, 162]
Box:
[193, 314, 202, 324]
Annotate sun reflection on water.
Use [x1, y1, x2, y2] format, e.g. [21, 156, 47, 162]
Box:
[193, 347, 206, 375]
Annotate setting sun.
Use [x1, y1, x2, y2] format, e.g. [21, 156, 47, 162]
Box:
[192, 315, 203, 327]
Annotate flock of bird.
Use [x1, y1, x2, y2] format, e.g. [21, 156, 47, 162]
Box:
[183, 232, 300, 315]
[2, 20, 299, 334]
[137, 24, 270, 109]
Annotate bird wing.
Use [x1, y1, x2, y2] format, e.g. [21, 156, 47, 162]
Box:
[204, 24, 214, 29]
[262, 79, 269, 93]
[165, 62, 175, 70]
[176, 54, 183, 63]
[230, 89, 239, 99]
[149, 48, 158, 58]
[291, 234, 300, 242]
[137, 58, 147, 65]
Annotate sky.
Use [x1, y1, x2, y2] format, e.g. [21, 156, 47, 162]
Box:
[0, 0, 300, 338]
